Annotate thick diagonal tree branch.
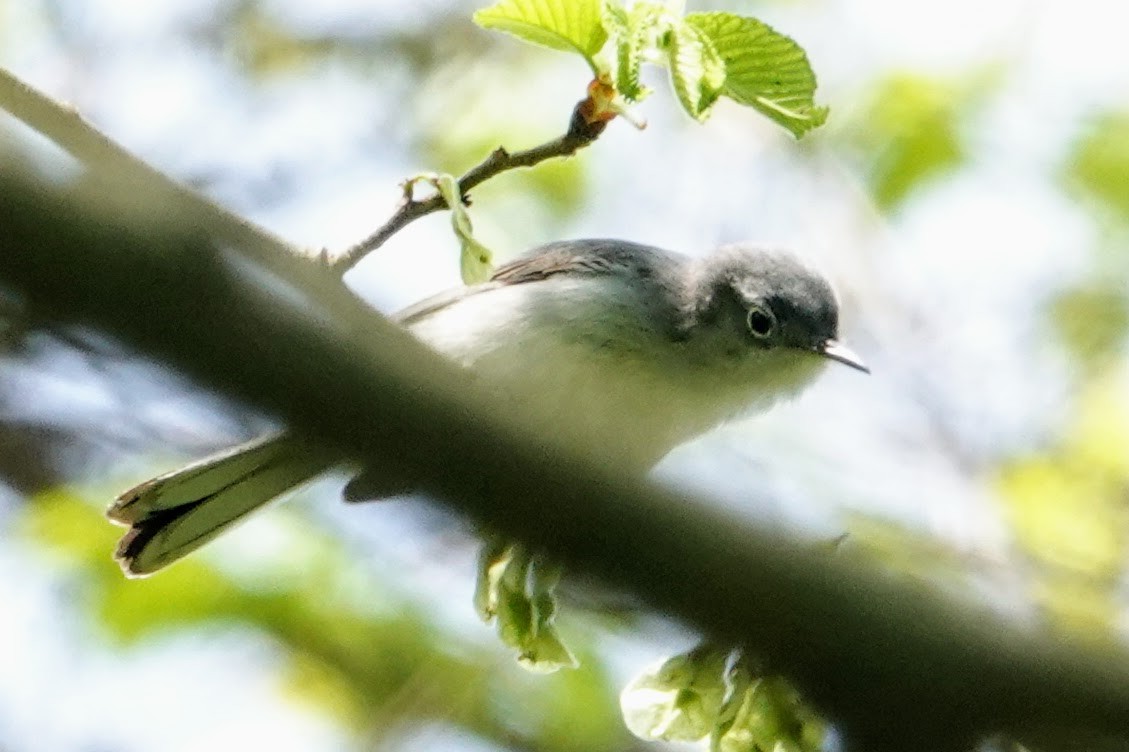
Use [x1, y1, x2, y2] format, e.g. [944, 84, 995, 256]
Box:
[0, 66, 304, 268]
[3, 173, 1129, 752]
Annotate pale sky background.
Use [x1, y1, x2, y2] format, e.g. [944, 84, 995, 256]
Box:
[2, 0, 1129, 750]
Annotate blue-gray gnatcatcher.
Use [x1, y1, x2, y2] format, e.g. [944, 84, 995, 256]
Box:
[109, 239, 867, 576]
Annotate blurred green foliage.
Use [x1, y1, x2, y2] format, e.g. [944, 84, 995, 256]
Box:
[1025, 107, 1129, 645]
[841, 513, 984, 592]
[1050, 284, 1129, 374]
[848, 73, 970, 210]
[621, 643, 730, 742]
[224, 1, 487, 79]
[711, 673, 824, 752]
[1064, 111, 1129, 222]
[231, 5, 341, 76]
[997, 377, 1129, 638]
[18, 490, 631, 750]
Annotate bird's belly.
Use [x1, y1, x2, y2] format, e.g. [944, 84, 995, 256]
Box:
[405, 280, 791, 471]
[411, 316, 738, 469]
[474, 340, 714, 469]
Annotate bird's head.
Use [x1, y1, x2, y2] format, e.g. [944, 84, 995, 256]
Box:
[676, 245, 867, 399]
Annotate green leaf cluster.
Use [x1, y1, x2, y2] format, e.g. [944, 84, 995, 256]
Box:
[474, 537, 578, 672]
[620, 643, 825, 750]
[474, 0, 827, 137]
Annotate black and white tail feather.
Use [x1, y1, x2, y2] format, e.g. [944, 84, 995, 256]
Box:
[108, 434, 335, 576]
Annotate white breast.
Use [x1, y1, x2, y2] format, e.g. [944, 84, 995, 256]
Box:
[407, 278, 821, 470]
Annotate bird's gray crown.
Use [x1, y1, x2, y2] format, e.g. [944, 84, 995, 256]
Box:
[483, 238, 846, 362]
[681, 244, 840, 351]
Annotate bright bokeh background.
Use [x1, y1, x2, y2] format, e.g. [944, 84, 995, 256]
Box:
[2, 0, 1129, 750]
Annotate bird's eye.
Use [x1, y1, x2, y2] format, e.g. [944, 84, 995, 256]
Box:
[746, 305, 776, 339]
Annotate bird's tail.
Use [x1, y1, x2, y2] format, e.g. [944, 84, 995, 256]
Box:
[107, 434, 335, 577]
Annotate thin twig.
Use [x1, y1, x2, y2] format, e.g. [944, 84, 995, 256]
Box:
[330, 93, 610, 274]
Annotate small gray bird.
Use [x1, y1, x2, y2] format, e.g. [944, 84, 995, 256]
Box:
[108, 239, 867, 576]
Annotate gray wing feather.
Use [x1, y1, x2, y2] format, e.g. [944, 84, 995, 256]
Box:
[396, 239, 679, 325]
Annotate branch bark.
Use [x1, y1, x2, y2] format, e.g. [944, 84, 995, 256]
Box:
[2, 172, 1129, 751]
[0, 66, 305, 269]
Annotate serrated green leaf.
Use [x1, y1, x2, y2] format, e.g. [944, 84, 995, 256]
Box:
[474, 0, 608, 75]
[665, 19, 726, 121]
[687, 12, 827, 137]
[604, 2, 660, 102]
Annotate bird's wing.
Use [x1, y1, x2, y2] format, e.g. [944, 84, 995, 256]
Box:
[393, 283, 503, 326]
[488, 240, 627, 283]
[359, 240, 683, 503]
[394, 239, 644, 326]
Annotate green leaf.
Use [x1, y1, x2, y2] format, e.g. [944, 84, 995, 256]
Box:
[524, 557, 577, 671]
[665, 19, 726, 121]
[482, 546, 577, 672]
[473, 536, 512, 621]
[604, 2, 660, 102]
[529, 556, 564, 622]
[518, 623, 579, 673]
[432, 173, 495, 284]
[712, 674, 826, 752]
[620, 644, 731, 741]
[474, 0, 609, 75]
[686, 12, 827, 137]
[493, 547, 535, 650]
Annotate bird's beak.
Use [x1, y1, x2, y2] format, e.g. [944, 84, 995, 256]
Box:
[817, 339, 869, 373]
